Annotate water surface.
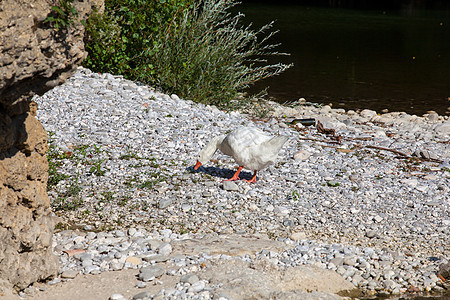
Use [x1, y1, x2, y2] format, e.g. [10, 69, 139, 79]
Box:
[238, 3, 450, 115]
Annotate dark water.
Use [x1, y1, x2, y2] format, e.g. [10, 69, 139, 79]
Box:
[238, 3, 450, 115]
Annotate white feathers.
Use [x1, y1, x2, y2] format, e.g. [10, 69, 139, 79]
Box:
[197, 127, 288, 171]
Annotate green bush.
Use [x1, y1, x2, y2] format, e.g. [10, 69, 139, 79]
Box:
[83, 11, 127, 74]
[84, 0, 193, 77]
[84, 0, 292, 108]
[143, 0, 292, 107]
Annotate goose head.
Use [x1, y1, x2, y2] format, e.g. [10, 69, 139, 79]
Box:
[194, 135, 224, 170]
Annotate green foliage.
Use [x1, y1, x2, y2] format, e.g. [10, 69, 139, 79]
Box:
[83, 0, 193, 77]
[101, 191, 116, 202]
[46, 133, 110, 211]
[83, 10, 129, 74]
[52, 182, 83, 211]
[291, 190, 300, 201]
[89, 159, 106, 176]
[144, 0, 292, 107]
[47, 132, 70, 189]
[83, 0, 292, 108]
[45, 0, 78, 30]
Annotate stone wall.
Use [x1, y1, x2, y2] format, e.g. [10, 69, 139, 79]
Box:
[0, 0, 103, 291]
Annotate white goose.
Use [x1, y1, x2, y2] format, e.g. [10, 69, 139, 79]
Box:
[194, 127, 288, 183]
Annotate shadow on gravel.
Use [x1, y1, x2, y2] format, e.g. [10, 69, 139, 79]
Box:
[187, 166, 255, 181]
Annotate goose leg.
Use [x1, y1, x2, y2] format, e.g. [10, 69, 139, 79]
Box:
[224, 166, 243, 182]
[244, 171, 257, 183]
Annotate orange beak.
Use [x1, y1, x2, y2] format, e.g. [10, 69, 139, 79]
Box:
[194, 160, 202, 170]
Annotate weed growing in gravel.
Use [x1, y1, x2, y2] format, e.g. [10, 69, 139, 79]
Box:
[119, 153, 140, 160]
[47, 131, 70, 189]
[179, 224, 188, 235]
[47, 132, 84, 211]
[52, 183, 83, 211]
[89, 158, 106, 176]
[291, 190, 300, 201]
[119, 150, 159, 167]
[47, 133, 111, 211]
[101, 191, 116, 202]
[118, 195, 130, 207]
[138, 172, 166, 190]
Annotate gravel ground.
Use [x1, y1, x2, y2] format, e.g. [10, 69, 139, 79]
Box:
[30, 67, 450, 299]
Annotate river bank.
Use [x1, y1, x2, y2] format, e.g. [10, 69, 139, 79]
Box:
[4, 66, 448, 299]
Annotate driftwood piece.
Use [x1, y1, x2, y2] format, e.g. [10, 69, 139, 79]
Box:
[365, 145, 409, 157]
[316, 120, 336, 136]
[366, 145, 443, 163]
[298, 137, 342, 145]
[296, 121, 443, 164]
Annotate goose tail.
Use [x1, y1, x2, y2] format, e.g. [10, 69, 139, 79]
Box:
[265, 135, 289, 153]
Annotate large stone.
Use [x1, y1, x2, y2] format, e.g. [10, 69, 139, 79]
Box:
[0, 0, 104, 116]
[172, 234, 289, 257]
[0, 112, 58, 290]
[0, 0, 104, 291]
[434, 122, 450, 135]
[201, 259, 360, 299]
[438, 262, 450, 280]
[281, 265, 358, 296]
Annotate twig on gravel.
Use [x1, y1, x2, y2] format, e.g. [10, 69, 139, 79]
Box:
[365, 145, 409, 157]
[298, 137, 342, 145]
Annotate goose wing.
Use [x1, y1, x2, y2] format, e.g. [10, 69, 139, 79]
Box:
[224, 127, 272, 152]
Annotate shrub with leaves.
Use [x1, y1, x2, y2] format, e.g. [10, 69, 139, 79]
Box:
[84, 0, 193, 77]
[141, 0, 292, 107]
[84, 0, 292, 108]
[83, 11, 128, 74]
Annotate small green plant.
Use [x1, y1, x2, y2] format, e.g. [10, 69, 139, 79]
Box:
[119, 153, 139, 160]
[52, 182, 83, 212]
[129, 162, 145, 168]
[327, 181, 340, 187]
[101, 191, 116, 202]
[89, 159, 106, 176]
[124, 176, 137, 187]
[139, 176, 165, 190]
[92, 144, 103, 154]
[47, 131, 70, 189]
[73, 144, 89, 161]
[179, 225, 188, 235]
[44, 0, 78, 30]
[291, 190, 300, 201]
[117, 195, 130, 207]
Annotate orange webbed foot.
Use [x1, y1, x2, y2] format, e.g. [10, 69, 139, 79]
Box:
[223, 166, 243, 182]
[244, 171, 257, 183]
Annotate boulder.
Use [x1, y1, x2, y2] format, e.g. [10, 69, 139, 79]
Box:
[201, 259, 360, 299]
[0, 0, 103, 291]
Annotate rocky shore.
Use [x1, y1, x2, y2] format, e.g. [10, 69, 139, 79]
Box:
[8, 67, 449, 299]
